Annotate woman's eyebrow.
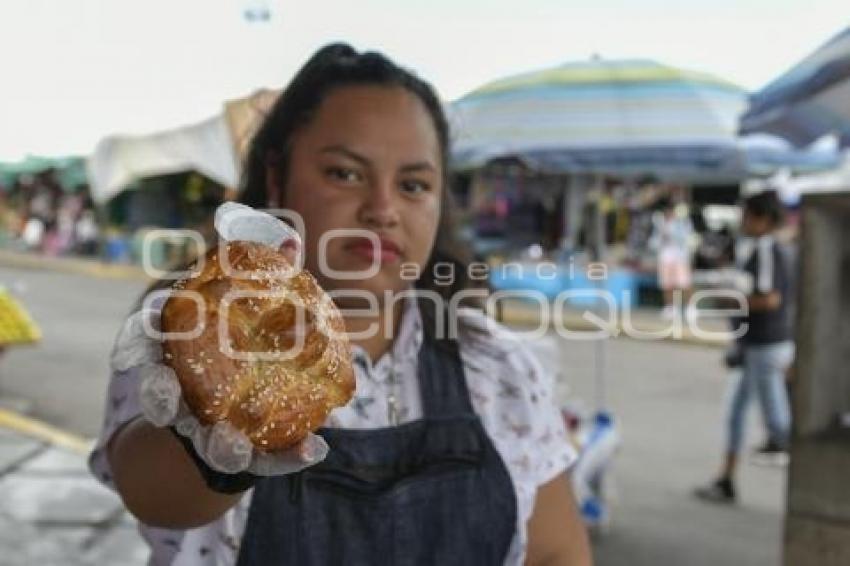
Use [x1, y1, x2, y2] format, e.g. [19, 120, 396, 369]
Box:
[399, 161, 437, 173]
[320, 145, 436, 173]
[319, 145, 370, 165]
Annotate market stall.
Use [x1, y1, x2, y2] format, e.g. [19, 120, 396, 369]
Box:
[450, 57, 839, 308]
[84, 89, 281, 264]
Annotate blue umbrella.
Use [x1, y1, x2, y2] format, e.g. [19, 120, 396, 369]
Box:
[740, 27, 850, 147]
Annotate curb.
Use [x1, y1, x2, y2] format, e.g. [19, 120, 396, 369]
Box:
[0, 249, 149, 282]
[0, 408, 92, 455]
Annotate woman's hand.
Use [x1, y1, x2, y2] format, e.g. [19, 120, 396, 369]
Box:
[114, 291, 328, 476]
[108, 202, 333, 527]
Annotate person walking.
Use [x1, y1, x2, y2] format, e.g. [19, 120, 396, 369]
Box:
[695, 190, 795, 503]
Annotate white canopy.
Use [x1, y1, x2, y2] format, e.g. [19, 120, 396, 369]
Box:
[743, 150, 850, 207]
[87, 89, 280, 204]
[86, 114, 239, 204]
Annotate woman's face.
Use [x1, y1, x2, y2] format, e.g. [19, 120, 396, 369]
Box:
[268, 85, 443, 303]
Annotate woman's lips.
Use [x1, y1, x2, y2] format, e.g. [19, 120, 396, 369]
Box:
[345, 236, 401, 264]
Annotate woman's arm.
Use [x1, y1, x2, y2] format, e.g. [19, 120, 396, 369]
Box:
[107, 416, 244, 529]
[525, 473, 593, 566]
[748, 290, 781, 312]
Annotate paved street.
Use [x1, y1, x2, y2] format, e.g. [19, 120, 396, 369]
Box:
[0, 432, 148, 566]
[0, 263, 785, 565]
[525, 336, 785, 566]
[0, 265, 148, 436]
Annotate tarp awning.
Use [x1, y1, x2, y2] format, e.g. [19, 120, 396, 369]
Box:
[86, 114, 239, 204]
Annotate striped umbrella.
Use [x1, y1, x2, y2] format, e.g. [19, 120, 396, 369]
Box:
[450, 58, 749, 180]
[740, 28, 850, 147]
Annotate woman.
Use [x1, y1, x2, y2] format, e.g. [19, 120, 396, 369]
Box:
[649, 196, 694, 319]
[90, 44, 592, 565]
[695, 190, 795, 503]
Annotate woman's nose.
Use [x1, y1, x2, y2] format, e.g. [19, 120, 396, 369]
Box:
[358, 180, 399, 228]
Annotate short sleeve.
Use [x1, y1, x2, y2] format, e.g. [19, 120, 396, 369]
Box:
[457, 308, 577, 488]
[88, 364, 145, 489]
[516, 344, 578, 486]
[89, 295, 165, 489]
[458, 313, 579, 565]
[773, 244, 790, 298]
[755, 237, 776, 294]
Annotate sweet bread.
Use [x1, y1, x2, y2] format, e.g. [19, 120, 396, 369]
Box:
[161, 241, 354, 451]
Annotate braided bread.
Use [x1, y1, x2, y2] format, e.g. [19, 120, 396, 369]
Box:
[161, 240, 355, 452]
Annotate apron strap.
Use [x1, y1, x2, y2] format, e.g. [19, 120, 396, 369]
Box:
[417, 332, 475, 418]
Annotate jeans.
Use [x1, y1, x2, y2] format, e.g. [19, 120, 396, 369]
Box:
[726, 340, 795, 453]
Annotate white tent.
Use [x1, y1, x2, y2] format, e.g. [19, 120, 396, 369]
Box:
[86, 89, 280, 204]
[86, 115, 238, 204]
[778, 154, 850, 195]
[743, 150, 850, 207]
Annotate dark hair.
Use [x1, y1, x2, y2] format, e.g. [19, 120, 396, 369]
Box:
[240, 43, 450, 207]
[743, 190, 785, 227]
[240, 43, 482, 338]
[655, 196, 673, 211]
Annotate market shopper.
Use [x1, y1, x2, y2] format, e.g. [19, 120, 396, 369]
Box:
[649, 197, 695, 319]
[89, 44, 592, 565]
[695, 190, 795, 504]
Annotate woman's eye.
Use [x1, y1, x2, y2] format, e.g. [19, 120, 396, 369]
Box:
[325, 167, 361, 184]
[400, 179, 431, 194]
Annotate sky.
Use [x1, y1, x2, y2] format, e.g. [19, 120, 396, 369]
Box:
[0, 0, 847, 160]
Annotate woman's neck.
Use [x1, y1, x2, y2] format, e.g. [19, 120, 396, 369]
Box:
[343, 300, 404, 363]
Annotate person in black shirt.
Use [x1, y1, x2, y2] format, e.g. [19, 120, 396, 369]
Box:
[695, 190, 795, 504]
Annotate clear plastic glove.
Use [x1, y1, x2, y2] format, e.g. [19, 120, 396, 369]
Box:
[110, 202, 329, 476]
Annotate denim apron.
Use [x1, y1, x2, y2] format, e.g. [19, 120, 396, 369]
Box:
[235, 335, 518, 565]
